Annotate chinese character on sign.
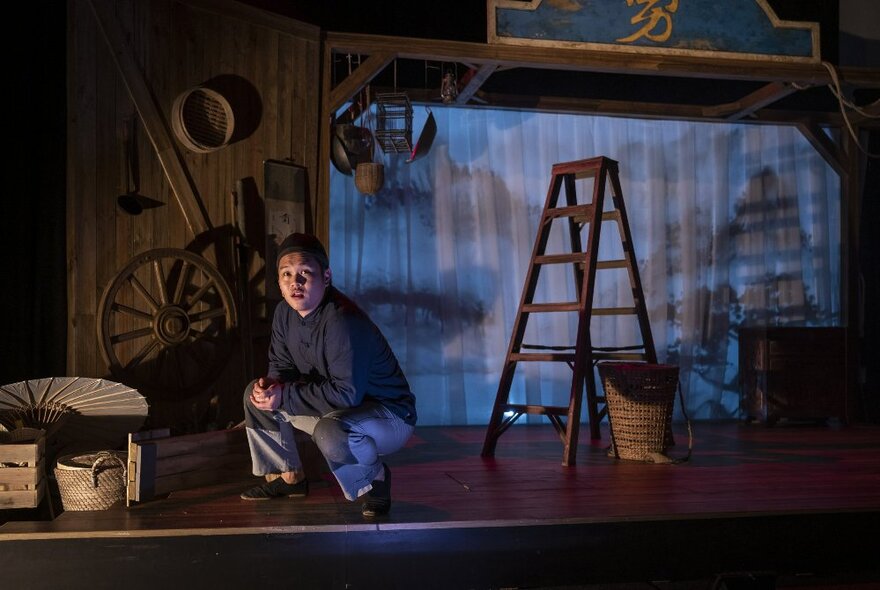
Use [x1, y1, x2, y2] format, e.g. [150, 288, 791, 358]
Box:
[617, 0, 679, 43]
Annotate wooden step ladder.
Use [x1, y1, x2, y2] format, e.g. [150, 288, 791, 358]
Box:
[481, 156, 657, 466]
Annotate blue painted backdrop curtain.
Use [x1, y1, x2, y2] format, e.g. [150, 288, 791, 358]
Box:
[329, 107, 841, 426]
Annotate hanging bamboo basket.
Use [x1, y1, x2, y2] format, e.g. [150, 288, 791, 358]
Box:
[355, 162, 384, 195]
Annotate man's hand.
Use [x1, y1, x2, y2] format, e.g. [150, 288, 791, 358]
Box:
[250, 376, 282, 411]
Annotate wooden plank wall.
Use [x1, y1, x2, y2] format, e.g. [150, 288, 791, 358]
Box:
[66, 0, 321, 433]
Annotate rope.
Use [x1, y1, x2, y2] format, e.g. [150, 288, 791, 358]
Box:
[820, 60, 880, 159]
[633, 382, 693, 465]
[663, 381, 694, 464]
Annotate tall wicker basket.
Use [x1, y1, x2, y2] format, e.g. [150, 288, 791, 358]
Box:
[599, 363, 679, 462]
[54, 450, 127, 511]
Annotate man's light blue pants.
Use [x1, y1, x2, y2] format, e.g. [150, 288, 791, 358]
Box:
[243, 381, 414, 501]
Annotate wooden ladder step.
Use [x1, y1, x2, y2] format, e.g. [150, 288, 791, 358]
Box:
[523, 302, 580, 312]
[592, 351, 650, 361]
[504, 404, 570, 416]
[601, 211, 620, 222]
[534, 254, 632, 268]
[592, 306, 638, 316]
[510, 352, 577, 362]
[534, 253, 587, 265]
[544, 204, 593, 220]
[551, 158, 604, 175]
[511, 351, 648, 363]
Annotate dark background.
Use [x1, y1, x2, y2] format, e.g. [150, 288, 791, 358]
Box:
[2, 1, 877, 419]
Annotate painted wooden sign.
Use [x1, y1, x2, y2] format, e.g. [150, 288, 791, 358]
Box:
[488, 0, 820, 62]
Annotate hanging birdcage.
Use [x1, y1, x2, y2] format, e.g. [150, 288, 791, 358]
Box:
[374, 93, 413, 154]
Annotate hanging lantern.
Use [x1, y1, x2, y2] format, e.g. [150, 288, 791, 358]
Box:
[440, 70, 458, 104]
[355, 162, 384, 195]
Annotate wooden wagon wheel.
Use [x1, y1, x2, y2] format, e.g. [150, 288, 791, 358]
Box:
[97, 248, 237, 398]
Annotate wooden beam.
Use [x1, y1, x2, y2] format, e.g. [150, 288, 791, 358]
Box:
[702, 81, 799, 120]
[374, 86, 843, 127]
[482, 92, 709, 120]
[328, 51, 395, 113]
[88, 0, 211, 236]
[841, 131, 861, 424]
[317, 38, 332, 245]
[326, 32, 880, 87]
[796, 121, 846, 177]
[456, 63, 498, 105]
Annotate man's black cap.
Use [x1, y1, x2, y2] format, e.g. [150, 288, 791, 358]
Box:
[276, 233, 329, 268]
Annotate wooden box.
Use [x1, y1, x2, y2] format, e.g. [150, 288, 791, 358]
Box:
[739, 327, 847, 424]
[127, 427, 250, 506]
[0, 433, 47, 509]
[127, 425, 325, 506]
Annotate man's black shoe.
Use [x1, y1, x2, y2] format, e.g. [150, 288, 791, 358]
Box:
[240, 477, 309, 500]
[361, 463, 391, 517]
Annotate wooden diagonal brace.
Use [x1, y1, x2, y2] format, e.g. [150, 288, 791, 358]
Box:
[796, 121, 846, 177]
[455, 63, 498, 105]
[88, 0, 212, 236]
[329, 51, 395, 113]
[702, 81, 798, 120]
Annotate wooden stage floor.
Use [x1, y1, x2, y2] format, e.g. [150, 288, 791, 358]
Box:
[2, 421, 879, 589]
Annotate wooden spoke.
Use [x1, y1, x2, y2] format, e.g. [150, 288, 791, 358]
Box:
[110, 326, 154, 344]
[172, 261, 194, 305]
[152, 259, 170, 305]
[110, 302, 153, 321]
[124, 338, 160, 371]
[185, 280, 216, 310]
[128, 274, 160, 312]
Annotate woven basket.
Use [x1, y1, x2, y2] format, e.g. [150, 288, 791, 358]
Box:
[599, 363, 679, 462]
[54, 450, 126, 511]
[355, 162, 384, 195]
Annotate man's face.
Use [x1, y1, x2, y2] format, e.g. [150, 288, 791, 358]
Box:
[277, 252, 331, 317]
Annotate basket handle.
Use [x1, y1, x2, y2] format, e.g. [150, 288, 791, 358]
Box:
[666, 381, 693, 464]
[89, 451, 127, 488]
[642, 381, 694, 465]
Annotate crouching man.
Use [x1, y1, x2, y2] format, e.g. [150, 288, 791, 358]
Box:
[241, 233, 416, 517]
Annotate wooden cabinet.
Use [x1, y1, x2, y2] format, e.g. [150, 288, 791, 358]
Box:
[739, 327, 848, 424]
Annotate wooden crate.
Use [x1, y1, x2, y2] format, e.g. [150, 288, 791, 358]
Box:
[126, 425, 326, 506]
[127, 427, 249, 506]
[0, 434, 47, 509]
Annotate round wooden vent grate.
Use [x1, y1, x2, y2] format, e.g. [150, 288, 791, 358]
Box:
[171, 87, 235, 153]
